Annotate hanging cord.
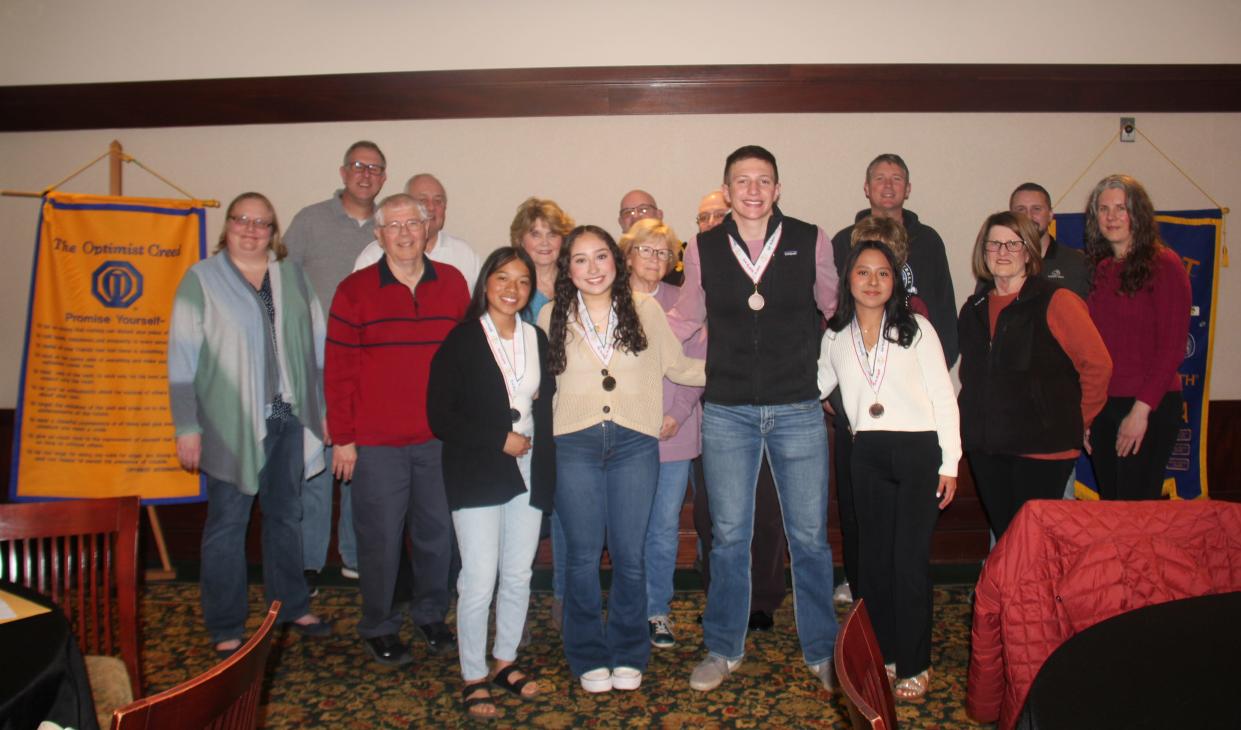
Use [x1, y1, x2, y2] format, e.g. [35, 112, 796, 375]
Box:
[3, 148, 217, 206]
[124, 155, 212, 203]
[38, 150, 113, 196]
[1056, 125, 1229, 268]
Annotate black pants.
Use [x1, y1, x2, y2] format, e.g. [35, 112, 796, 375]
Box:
[968, 453, 1075, 540]
[828, 389, 858, 594]
[852, 430, 941, 678]
[1089, 392, 1183, 501]
[693, 455, 788, 614]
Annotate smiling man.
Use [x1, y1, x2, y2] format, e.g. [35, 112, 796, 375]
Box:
[285, 140, 388, 591]
[669, 145, 840, 696]
[1009, 182, 1089, 298]
[617, 189, 664, 234]
[325, 193, 469, 668]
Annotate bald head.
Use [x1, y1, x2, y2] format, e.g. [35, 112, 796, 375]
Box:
[618, 189, 663, 233]
[406, 173, 448, 243]
[696, 190, 729, 232]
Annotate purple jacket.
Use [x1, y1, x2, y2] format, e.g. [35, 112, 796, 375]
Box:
[654, 284, 706, 462]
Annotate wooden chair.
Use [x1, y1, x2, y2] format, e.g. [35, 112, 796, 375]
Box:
[834, 599, 899, 730]
[110, 601, 280, 730]
[0, 494, 142, 717]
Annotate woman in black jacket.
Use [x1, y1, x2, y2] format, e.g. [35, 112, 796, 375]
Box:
[428, 247, 555, 721]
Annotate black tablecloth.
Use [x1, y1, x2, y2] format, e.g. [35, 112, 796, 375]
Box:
[1019, 591, 1241, 730]
[0, 582, 99, 730]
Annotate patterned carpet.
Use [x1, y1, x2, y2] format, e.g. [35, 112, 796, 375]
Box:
[138, 581, 987, 728]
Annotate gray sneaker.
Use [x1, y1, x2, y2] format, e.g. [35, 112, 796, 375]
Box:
[811, 660, 836, 693]
[648, 616, 675, 648]
[689, 654, 741, 691]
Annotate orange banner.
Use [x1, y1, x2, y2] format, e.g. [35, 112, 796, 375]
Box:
[11, 193, 207, 502]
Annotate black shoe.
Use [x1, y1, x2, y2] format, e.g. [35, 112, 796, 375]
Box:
[364, 634, 413, 667]
[304, 569, 320, 598]
[748, 610, 774, 632]
[418, 621, 457, 655]
[696, 612, 703, 625]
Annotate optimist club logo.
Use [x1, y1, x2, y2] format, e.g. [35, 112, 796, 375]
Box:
[92, 260, 143, 308]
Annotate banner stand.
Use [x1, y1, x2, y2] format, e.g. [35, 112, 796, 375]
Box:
[5, 140, 220, 582]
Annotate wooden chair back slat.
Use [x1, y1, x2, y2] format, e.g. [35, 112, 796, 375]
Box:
[834, 599, 899, 730]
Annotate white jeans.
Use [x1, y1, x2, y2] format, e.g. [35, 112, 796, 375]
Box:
[452, 483, 543, 681]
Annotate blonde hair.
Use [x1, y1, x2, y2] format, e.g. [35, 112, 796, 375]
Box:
[849, 215, 908, 266]
[215, 192, 285, 260]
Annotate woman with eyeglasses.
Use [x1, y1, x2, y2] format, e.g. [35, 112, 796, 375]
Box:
[816, 239, 959, 700]
[1083, 175, 1191, 501]
[958, 211, 1112, 540]
[427, 247, 554, 720]
[168, 193, 332, 658]
[618, 218, 706, 650]
[539, 225, 704, 693]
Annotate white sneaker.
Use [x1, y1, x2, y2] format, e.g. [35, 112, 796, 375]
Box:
[833, 582, 853, 605]
[811, 660, 837, 693]
[340, 566, 359, 580]
[580, 667, 612, 693]
[611, 666, 642, 690]
[689, 654, 742, 691]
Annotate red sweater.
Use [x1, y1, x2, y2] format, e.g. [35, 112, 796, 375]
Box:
[1087, 246, 1190, 408]
[325, 256, 468, 446]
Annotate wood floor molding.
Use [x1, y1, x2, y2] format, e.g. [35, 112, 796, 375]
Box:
[3, 64, 1239, 132]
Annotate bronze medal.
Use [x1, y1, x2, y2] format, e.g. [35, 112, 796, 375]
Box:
[869, 402, 885, 418]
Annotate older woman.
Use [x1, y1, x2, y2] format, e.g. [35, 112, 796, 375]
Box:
[958, 211, 1112, 538]
[617, 219, 706, 649]
[428, 248, 554, 720]
[168, 192, 331, 656]
[509, 196, 575, 628]
[539, 225, 704, 693]
[1084, 175, 1191, 500]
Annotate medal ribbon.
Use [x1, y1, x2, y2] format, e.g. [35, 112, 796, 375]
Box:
[850, 314, 889, 400]
[576, 291, 618, 366]
[480, 313, 527, 406]
[727, 222, 783, 288]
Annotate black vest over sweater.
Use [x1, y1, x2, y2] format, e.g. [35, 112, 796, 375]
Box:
[699, 209, 820, 405]
[958, 276, 1082, 454]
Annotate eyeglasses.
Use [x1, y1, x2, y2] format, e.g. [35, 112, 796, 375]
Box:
[346, 160, 386, 176]
[634, 245, 675, 262]
[227, 215, 273, 230]
[984, 239, 1025, 253]
[381, 218, 426, 233]
[696, 210, 728, 225]
[620, 204, 658, 220]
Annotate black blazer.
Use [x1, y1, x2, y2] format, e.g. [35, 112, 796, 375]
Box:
[427, 319, 556, 512]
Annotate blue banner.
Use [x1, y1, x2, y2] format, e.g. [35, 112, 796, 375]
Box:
[1054, 210, 1221, 500]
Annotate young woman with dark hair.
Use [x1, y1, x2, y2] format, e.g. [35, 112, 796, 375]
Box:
[817, 240, 960, 700]
[428, 247, 554, 720]
[1082, 174, 1191, 500]
[537, 225, 704, 693]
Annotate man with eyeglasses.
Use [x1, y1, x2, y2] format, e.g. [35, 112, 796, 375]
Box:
[688, 186, 790, 638]
[325, 193, 469, 667]
[285, 140, 388, 595]
[618, 189, 664, 234]
[354, 173, 481, 292]
[669, 145, 840, 695]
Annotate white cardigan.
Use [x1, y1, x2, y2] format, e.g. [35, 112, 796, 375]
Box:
[817, 314, 961, 476]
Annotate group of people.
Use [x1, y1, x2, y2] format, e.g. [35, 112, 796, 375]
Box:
[167, 139, 1191, 719]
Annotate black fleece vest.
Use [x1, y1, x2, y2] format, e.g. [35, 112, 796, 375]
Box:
[958, 276, 1082, 454]
[699, 211, 820, 405]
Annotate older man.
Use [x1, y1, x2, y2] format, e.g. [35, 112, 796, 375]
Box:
[285, 140, 388, 587]
[326, 194, 470, 667]
[617, 189, 663, 234]
[355, 174, 481, 290]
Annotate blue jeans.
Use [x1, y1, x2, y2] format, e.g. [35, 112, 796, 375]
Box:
[301, 445, 358, 571]
[550, 511, 566, 601]
[554, 423, 659, 676]
[645, 458, 692, 619]
[201, 415, 310, 643]
[700, 400, 838, 666]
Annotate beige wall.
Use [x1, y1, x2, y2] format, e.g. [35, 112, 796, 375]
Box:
[1, 3, 1239, 406]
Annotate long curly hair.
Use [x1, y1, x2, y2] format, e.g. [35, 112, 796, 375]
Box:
[1083, 174, 1163, 295]
[827, 240, 919, 348]
[546, 225, 647, 375]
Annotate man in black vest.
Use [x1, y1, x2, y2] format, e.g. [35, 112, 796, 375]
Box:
[670, 145, 839, 694]
[1009, 182, 1090, 299]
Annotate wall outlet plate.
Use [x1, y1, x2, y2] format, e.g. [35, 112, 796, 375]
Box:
[1120, 117, 1136, 142]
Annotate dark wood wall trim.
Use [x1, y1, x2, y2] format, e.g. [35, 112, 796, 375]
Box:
[3, 64, 1240, 132]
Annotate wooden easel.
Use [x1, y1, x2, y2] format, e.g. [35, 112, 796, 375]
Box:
[4, 141, 219, 582]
